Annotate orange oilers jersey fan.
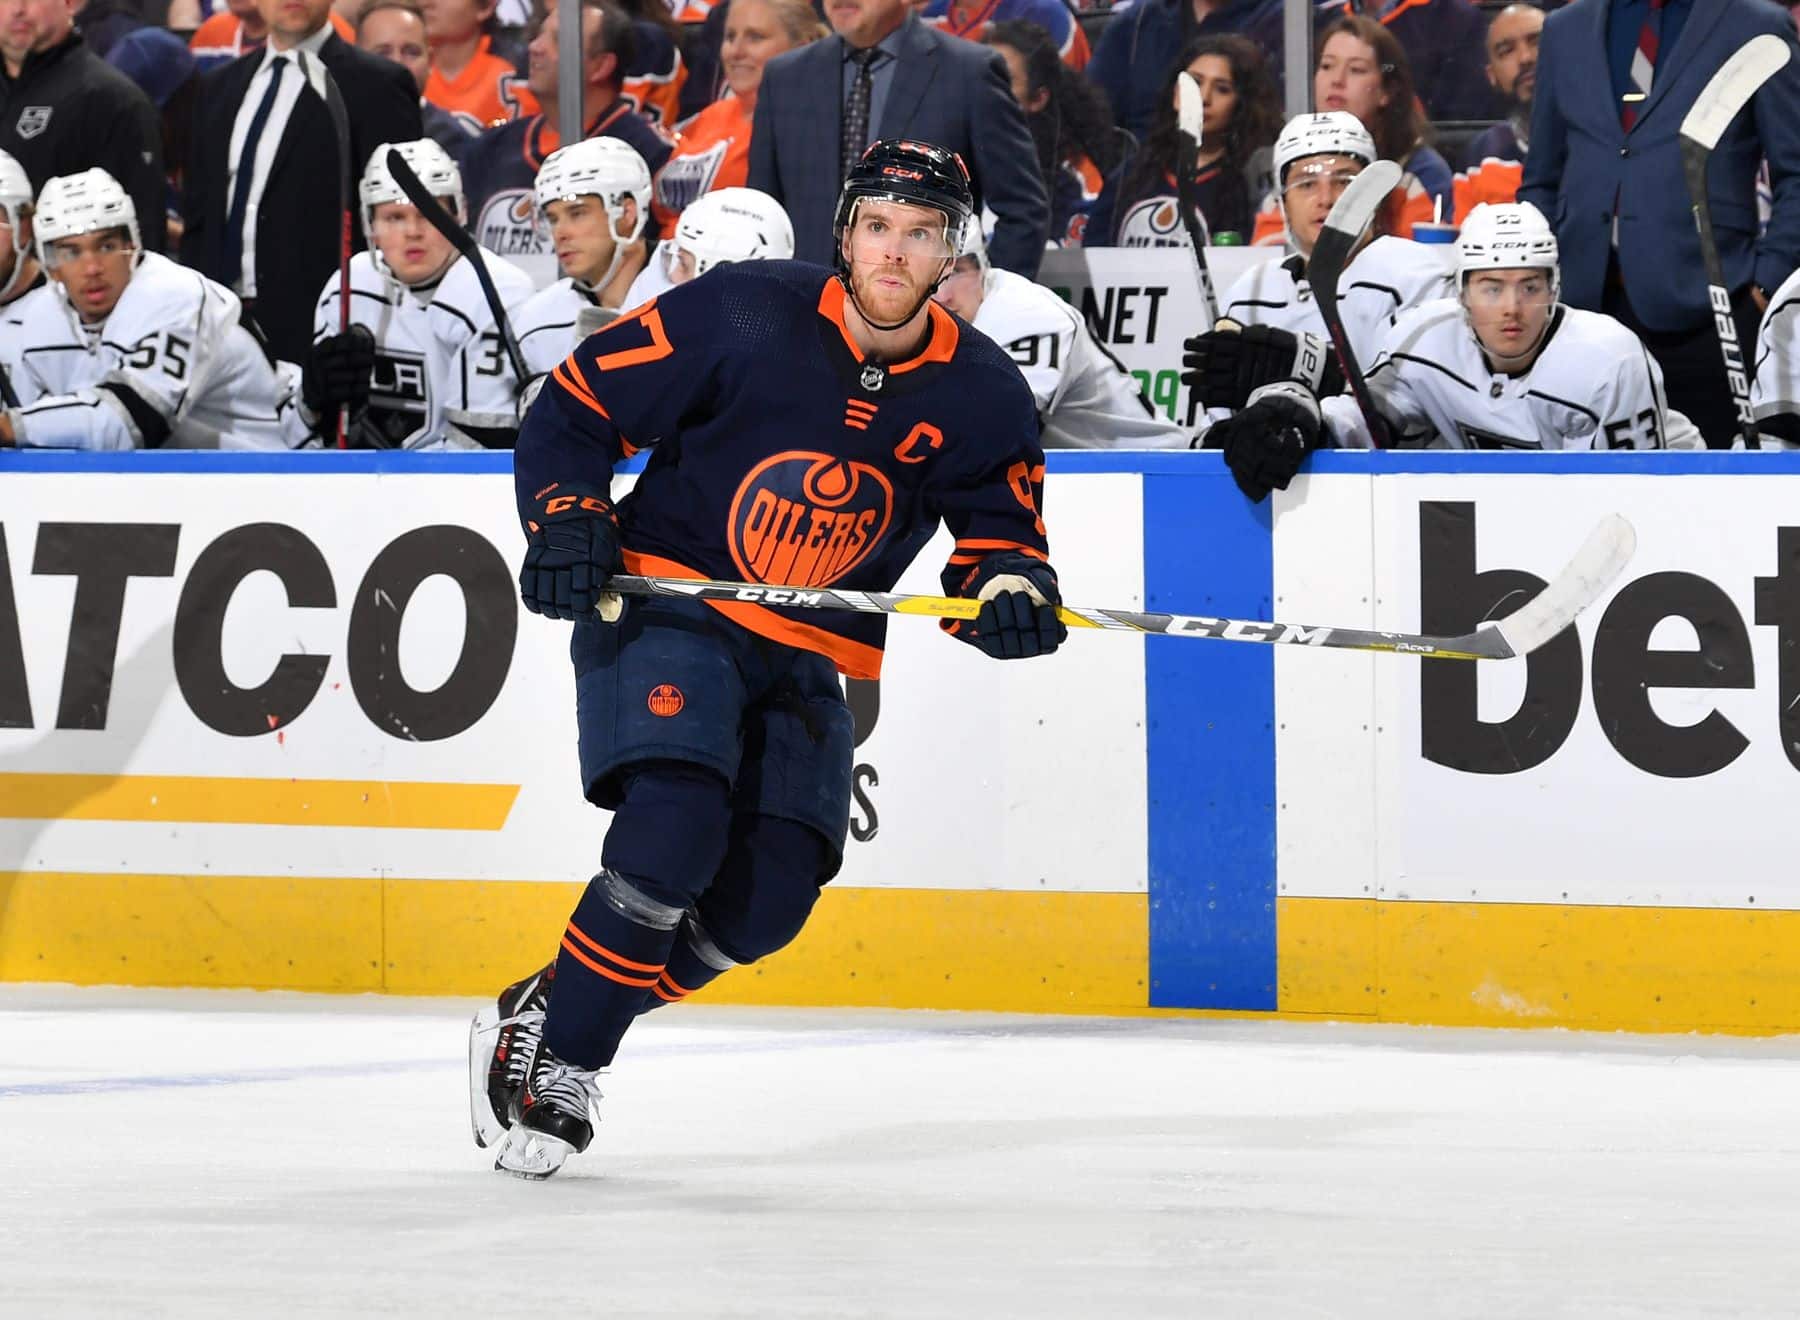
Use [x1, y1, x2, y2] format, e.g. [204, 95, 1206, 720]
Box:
[513, 261, 1051, 680]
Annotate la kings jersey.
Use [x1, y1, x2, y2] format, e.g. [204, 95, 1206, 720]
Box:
[2, 253, 295, 450]
[974, 268, 1186, 448]
[1320, 299, 1703, 450]
[516, 278, 616, 381]
[291, 248, 535, 449]
[1752, 264, 1800, 445]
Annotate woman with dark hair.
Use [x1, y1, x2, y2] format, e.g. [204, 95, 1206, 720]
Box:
[986, 19, 1123, 245]
[1085, 35, 1282, 248]
[1249, 13, 1450, 243]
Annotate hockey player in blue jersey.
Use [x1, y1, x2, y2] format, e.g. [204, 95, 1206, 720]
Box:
[471, 139, 1066, 1179]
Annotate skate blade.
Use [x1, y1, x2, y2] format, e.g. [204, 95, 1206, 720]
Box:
[467, 1007, 507, 1151]
[493, 1125, 577, 1181]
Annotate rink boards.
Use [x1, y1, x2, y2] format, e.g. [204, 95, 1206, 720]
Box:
[3, 450, 1800, 1032]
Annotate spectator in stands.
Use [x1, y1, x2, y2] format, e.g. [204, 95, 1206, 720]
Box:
[1450, 2, 1540, 221]
[105, 28, 201, 247]
[985, 19, 1121, 246]
[0, 0, 166, 251]
[1087, 0, 1282, 141]
[359, 0, 474, 152]
[182, 0, 423, 364]
[1089, 34, 1279, 247]
[652, 0, 825, 229]
[1364, 0, 1494, 123]
[1249, 14, 1447, 244]
[460, 0, 670, 256]
[611, 0, 688, 127]
[423, 0, 536, 129]
[72, 0, 141, 58]
[923, 0, 1088, 69]
[1521, 0, 1800, 448]
[748, 0, 1048, 275]
[189, 0, 356, 72]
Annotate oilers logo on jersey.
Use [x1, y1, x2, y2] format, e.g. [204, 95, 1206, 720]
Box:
[1114, 197, 1188, 249]
[728, 452, 894, 587]
[655, 140, 729, 217]
[474, 190, 545, 256]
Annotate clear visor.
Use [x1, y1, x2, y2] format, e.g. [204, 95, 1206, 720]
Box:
[661, 240, 700, 285]
[844, 195, 956, 264]
[1282, 160, 1363, 200]
[42, 228, 134, 270]
[1462, 270, 1555, 308]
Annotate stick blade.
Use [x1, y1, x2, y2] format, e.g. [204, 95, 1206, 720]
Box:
[1321, 159, 1402, 244]
[1485, 514, 1637, 658]
[1177, 72, 1203, 145]
[1680, 33, 1790, 150]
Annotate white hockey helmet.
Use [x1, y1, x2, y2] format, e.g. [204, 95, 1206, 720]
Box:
[536, 138, 652, 293]
[1273, 112, 1377, 187]
[35, 167, 141, 269]
[1456, 201, 1559, 294]
[0, 149, 34, 299]
[360, 139, 463, 278]
[671, 187, 794, 277]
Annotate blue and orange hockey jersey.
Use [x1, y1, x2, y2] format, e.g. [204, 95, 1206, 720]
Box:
[514, 262, 1052, 680]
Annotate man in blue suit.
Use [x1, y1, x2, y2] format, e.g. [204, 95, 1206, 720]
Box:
[748, 0, 1049, 278]
[1521, 0, 1800, 446]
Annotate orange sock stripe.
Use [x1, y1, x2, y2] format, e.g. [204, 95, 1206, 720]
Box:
[658, 970, 699, 997]
[560, 936, 660, 988]
[565, 920, 667, 973]
[651, 983, 685, 1002]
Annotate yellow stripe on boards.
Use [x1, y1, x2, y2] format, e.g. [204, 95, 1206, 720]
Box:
[0, 774, 519, 830]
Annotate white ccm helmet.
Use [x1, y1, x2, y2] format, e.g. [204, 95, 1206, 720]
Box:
[1273, 111, 1376, 188]
[1456, 201, 1560, 301]
[0, 150, 33, 299]
[534, 137, 652, 292]
[668, 187, 794, 278]
[35, 167, 141, 271]
[360, 139, 464, 281]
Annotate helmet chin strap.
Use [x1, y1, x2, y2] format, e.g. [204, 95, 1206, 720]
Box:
[574, 211, 645, 298]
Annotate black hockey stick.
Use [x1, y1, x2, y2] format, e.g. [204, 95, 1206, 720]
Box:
[1175, 71, 1222, 428]
[1678, 33, 1790, 450]
[385, 147, 529, 385]
[607, 513, 1635, 662]
[1307, 159, 1400, 450]
[304, 52, 354, 449]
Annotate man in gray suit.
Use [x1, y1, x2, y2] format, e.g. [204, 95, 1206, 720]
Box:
[748, 0, 1049, 278]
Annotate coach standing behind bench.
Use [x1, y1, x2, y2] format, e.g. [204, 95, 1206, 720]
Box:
[1520, 0, 1800, 448]
[181, 0, 420, 365]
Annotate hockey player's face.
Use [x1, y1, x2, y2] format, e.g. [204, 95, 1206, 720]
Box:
[843, 199, 950, 323]
[1463, 269, 1554, 364]
[46, 228, 133, 322]
[930, 255, 983, 321]
[1282, 155, 1361, 255]
[371, 201, 456, 286]
[544, 196, 622, 286]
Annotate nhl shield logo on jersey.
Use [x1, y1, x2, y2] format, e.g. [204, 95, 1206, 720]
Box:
[15, 105, 50, 138]
[727, 452, 894, 588]
[1116, 198, 1189, 251]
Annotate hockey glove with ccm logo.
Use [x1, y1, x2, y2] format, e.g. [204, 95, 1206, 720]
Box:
[1204, 381, 1324, 504]
[1182, 322, 1342, 412]
[953, 553, 1068, 660]
[520, 483, 624, 622]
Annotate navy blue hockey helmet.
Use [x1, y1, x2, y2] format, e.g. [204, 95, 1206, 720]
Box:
[832, 139, 975, 272]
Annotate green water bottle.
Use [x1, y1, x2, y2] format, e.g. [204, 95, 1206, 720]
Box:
[1212, 231, 1244, 246]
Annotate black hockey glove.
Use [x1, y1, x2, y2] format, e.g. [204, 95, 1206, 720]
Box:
[520, 482, 623, 621]
[1204, 381, 1323, 504]
[1181, 323, 1343, 412]
[302, 325, 376, 416]
[952, 553, 1067, 660]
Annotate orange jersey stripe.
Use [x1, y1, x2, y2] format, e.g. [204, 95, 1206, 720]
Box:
[954, 538, 1048, 559]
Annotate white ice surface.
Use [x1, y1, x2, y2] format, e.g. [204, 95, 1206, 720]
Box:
[4, 987, 1800, 1319]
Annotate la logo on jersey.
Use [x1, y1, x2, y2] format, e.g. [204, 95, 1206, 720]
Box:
[1116, 198, 1190, 251]
[726, 451, 894, 588]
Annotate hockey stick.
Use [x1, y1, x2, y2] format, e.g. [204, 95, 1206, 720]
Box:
[1678, 33, 1790, 451]
[607, 513, 1635, 662]
[305, 53, 354, 450]
[1307, 159, 1401, 450]
[1175, 71, 1221, 428]
[385, 148, 529, 385]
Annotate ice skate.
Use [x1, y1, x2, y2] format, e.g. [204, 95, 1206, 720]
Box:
[493, 1043, 602, 1180]
[467, 962, 554, 1150]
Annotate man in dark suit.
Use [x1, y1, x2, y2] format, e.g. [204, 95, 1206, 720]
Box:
[1520, 0, 1800, 446]
[182, 0, 422, 365]
[747, 0, 1047, 278]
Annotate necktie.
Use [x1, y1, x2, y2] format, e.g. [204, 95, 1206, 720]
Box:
[841, 48, 878, 182]
[223, 54, 288, 287]
[1621, 0, 1668, 131]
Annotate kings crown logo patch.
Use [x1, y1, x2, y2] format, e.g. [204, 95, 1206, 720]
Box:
[15, 106, 50, 139]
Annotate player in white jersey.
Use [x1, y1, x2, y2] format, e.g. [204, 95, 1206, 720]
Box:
[621, 186, 793, 309]
[1183, 113, 1455, 415]
[1751, 265, 1800, 448]
[933, 229, 1186, 448]
[0, 169, 295, 451]
[0, 149, 46, 398]
[514, 138, 653, 383]
[288, 139, 535, 450]
[1205, 203, 1697, 497]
